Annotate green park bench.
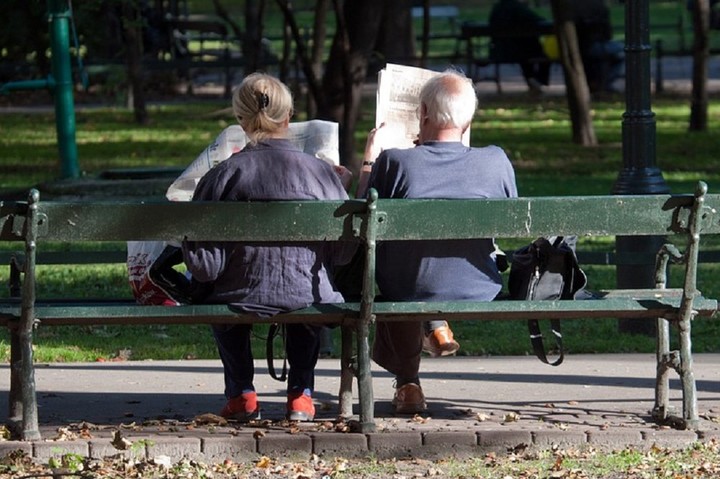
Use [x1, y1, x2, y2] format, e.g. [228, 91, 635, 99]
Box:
[1, 183, 719, 441]
[459, 20, 558, 94]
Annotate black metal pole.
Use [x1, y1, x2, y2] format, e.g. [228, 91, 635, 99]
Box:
[613, 0, 670, 334]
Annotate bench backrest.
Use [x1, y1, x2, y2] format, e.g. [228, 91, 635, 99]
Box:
[2, 188, 720, 244]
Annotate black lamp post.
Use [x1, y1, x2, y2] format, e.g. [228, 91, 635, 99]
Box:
[612, 0, 670, 334]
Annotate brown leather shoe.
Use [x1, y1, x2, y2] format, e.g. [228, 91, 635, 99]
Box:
[422, 324, 460, 357]
[392, 383, 427, 414]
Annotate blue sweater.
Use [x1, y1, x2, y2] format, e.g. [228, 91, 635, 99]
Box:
[369, 141, 517, 302]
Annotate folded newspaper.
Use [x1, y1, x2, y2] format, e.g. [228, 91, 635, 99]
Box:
[166, 120, 340, 202]
[375, 63, 470, 149]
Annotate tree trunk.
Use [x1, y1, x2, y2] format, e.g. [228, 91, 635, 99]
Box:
[243, 0, 266, 75]
[307, 0, 330, 118]
[320, 0, 386, 171]
[374, 0, 416, 68]
[689, 0, 710, 131]
[121, 1, 147, 125]
[550, 0, 596, 146]
[276, 0, 414, 169]
[419, 0, 431, 68]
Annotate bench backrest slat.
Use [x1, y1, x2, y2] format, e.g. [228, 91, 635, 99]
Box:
[3, 192, 720, 243]
[374, 194, 720, 240]
[25, 200, 361, 242]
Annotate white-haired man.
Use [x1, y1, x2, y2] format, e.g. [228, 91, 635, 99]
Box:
[359, 69, 518, 414]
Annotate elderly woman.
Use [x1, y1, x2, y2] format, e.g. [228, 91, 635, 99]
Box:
[183, 73, 354, 422]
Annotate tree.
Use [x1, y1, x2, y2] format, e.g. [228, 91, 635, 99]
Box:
[549, 0, 597, 146]
[121, 1, 148, 125]
[274, 0, 416, 171]
[689, 0, 711, 131]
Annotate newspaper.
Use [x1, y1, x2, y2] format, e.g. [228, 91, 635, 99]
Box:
[166, 120, 340, 202]
[375, 63, 470, 149]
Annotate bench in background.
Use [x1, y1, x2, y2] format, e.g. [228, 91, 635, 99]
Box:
[459, 20, 557, 93]
[1, 183, 719, 440]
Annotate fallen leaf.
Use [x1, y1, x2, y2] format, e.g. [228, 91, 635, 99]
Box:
[151, 455, 172, 469]
[476, 412, 489, 422]
[111, 430, 133, 450]
[503, 412, 520, 422]
[193, 413, 227, 426]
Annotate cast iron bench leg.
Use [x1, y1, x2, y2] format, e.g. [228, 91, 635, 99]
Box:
[19, 190, 41, 440]
[338, 324, 354, 419]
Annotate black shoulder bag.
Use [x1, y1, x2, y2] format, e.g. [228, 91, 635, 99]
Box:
[508, 236, 588, 366]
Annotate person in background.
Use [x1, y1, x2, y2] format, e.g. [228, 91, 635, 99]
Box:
[358, 69, 518, 414]
[572, 0, 624, 93]
[488, 0, 551, 94]
[183, 73, 354, 422]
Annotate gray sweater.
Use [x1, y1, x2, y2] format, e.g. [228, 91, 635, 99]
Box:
[369, 141, 517, 302]
[183, 139, 354, 316]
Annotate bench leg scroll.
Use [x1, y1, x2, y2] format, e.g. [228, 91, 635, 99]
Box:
[652, 182, 707, 430]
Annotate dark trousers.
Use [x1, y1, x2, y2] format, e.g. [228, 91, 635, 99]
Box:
[212, 322, 321, 399]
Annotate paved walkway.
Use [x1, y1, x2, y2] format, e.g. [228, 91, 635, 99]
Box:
[1, 354, 719, 463]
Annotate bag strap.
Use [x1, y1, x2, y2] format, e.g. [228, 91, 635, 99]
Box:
[528, 318, 564, 366]
[266, 323, 287, 382]
[527, 235, 566, 366]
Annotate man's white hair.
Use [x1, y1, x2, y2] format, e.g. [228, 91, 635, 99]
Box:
[419, 69, 477, 129]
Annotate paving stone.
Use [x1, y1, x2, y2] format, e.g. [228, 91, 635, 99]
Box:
[477, 429, 533, 453]
[202, 436, 258, 462]
[422, 431, 479, 458]
[88, 438, 146, 460]
[33, 440, 89, 465]
[257, 433, 312, 460]
[641, 429, 699, 449]
[146, 437, 202, 462]
[533, 429, 587, 448]
[0, 441, 32, 459]
[312, 432, 368, 458]
[367, 432, 422, 459]
[585, 429, 643, 448]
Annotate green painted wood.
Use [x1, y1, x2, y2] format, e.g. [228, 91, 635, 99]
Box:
[4, 192, 720, 243]
[0, 291, 714, 327]
[34, 200, 364, 242]
[373, 194, 720, 240]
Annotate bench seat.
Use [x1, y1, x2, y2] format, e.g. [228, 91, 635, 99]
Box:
[0, 290, 715, 327]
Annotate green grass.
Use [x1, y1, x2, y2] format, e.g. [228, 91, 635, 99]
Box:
[3, 84, 720, 362]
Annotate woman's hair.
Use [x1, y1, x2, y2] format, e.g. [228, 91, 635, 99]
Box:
[419, 69, 477, 130]
[232, 73, 294, 143]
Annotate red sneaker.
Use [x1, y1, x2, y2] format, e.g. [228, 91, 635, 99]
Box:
[220, 391, 260, 421]
[286, 391, 315, 421]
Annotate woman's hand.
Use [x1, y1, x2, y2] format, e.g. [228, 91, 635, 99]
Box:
[333, 165, 354, 191]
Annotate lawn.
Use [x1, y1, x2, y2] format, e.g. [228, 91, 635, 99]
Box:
[1, 90, 720, 363]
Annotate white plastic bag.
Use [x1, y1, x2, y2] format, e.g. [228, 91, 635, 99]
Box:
[127, 240, 179, 305]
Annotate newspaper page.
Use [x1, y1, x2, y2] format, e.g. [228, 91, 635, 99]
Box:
[375, 63, 470, 149]
[166, 120, 339, 202]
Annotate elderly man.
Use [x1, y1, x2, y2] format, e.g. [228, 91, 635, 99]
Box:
[359, 69, 518, 413]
